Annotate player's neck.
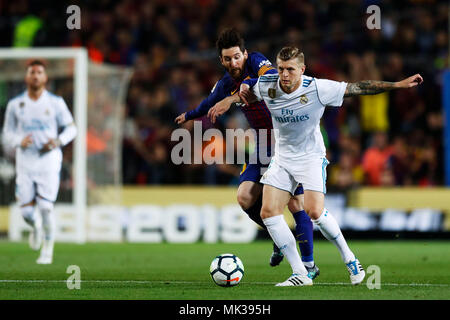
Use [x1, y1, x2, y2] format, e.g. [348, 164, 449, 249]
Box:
[27, 87, 45, 101]
[280, 81, 301, 94]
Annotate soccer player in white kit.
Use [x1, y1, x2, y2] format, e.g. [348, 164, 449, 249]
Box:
[2, 60, 77, 264]
[237, 47, 423, 286]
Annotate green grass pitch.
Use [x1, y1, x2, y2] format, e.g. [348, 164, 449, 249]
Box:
[0, 240, 449, 300]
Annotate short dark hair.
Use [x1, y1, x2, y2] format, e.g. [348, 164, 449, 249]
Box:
[27, 59, 46, 69]
[216, 28, 245, 57]
[277, 47, 305, 65]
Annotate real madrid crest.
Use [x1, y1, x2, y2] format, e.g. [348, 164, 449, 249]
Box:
[45, 109, 50, 116]
[300, 94, 308, 104]
[268, 88, 276, 99]
[19, 101, 25, 108]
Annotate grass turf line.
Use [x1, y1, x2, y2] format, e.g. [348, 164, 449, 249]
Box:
[0, 240, 448, 300]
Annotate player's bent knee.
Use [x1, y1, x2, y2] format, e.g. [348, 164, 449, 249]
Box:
[237, 192, 255, 211]
[260, 204, 277, 220]
[288, 199, 303, 213]
[36, 197, 54, 214]
[20, 200, 35, 208]
[304, 207, 322, 220]
[20, 205, 34, 222]
[304, 199, 324, 219]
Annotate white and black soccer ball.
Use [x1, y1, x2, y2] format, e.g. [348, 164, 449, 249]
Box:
[209, 253, 244, 287]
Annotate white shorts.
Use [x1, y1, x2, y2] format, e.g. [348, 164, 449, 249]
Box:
[260, 156, 329, 195]
[15, 170, 60, 205]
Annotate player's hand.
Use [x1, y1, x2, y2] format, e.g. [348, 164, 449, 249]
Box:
[20, 134, 33, 149]
[40, 138, 61, 154]
[207, 99, 233, 124]
[396, 74, 423, 89]
[175, 112, 187, 125]
[239, 83, 256, 106]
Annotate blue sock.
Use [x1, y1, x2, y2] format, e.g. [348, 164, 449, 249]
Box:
[292, 210, 314, 264]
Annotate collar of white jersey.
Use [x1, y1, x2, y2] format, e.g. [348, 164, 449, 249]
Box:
[25, 89, 48, 102]
[277, 75, 309, 96]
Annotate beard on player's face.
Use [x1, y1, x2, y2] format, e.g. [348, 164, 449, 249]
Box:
[280, 73, 302, 93]
[228, 66, 243, 79]
[26, 68, 47, 92]
[283, 80, 298, 91]
[27, 79, 46, 91]
[221, 47, 247, 80]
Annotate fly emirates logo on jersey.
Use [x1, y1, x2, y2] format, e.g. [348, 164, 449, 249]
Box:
[23, 118, 51, 131]
[273, 108, 309, 124]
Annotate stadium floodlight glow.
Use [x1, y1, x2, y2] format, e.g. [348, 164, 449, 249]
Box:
[0, 48, 88, 243]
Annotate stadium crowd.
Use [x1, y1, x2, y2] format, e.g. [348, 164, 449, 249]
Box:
[0, 0, 447, 191]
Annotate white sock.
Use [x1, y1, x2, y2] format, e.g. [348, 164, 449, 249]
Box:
[303, 261, 315, 268]
[39, 208, 55, 259]
[41, 239, 54, 258]
[37, 198, 55, 242]
[263, 215, 308, 276]
[40, 208, 55, 242]
[312, 208, 355, 264]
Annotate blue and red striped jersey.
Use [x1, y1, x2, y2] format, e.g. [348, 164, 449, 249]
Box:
[185, 52, 277, 147]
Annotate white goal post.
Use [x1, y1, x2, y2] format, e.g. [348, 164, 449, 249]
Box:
[0, 48, 88, 243]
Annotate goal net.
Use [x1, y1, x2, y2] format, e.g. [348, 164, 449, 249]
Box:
[0, 48, 133, 243]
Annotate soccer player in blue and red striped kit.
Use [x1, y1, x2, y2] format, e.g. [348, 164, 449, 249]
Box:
[175, 28, 319, 278]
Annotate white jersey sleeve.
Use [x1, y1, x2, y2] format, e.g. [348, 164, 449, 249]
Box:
[252, 74, 279, 101]
[315, 78, 348, 107]
[251, 78, 263, 101]
[56, 97, 74, 127]
[2, 101, 23, 150]
[55, 97, 77, 146]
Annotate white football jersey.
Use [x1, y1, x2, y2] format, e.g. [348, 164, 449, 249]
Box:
[252, 74, 347, 164]
[2, 90, 74, 172]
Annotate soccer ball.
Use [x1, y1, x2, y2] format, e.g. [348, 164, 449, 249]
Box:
[209, 253, 244, 287]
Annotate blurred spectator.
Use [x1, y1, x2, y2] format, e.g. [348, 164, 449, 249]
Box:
[362, 132, 393, 186]
[387, 136, 411, 185]
[329, 151, 364, 191]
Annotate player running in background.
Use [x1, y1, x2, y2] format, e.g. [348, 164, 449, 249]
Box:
[2, 60, 77, 264]
[175, 28, 319, 278]
[232, 46, 423, 286]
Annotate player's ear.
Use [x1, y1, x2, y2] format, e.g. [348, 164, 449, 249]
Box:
[301, 64, 306, 74]
[243, 49, 248, 60]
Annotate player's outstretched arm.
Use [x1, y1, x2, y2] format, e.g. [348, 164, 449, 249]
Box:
[207, 81, 259, 123]
[207, 94, 241, 124]
[344, 74, 423, 97]
[175, 112, 187, 124]
[176, 79, 230, 125]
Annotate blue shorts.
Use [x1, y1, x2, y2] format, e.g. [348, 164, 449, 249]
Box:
[239, 162, 304, 195]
